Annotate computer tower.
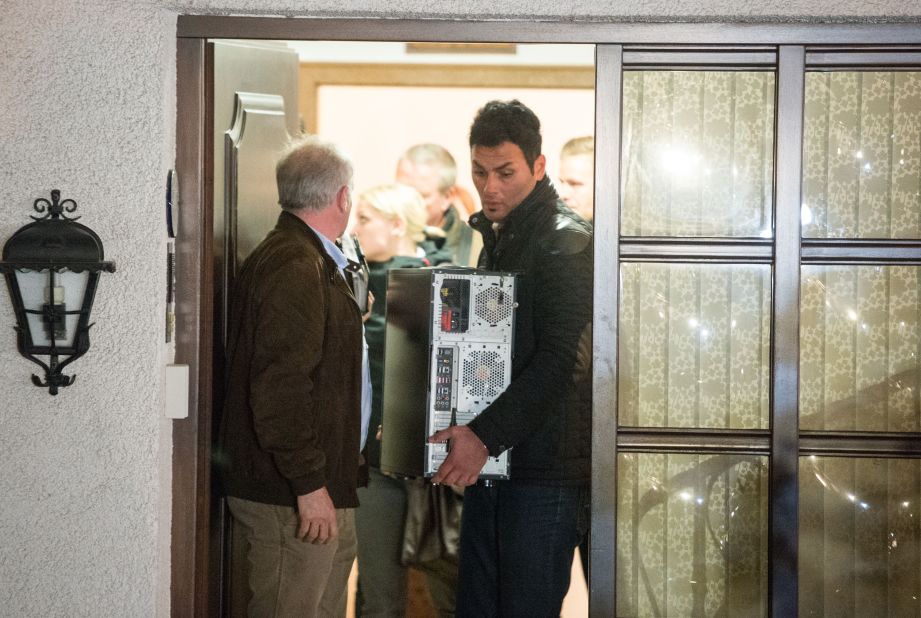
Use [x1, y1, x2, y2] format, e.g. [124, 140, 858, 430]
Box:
[380, 268, 517, 480]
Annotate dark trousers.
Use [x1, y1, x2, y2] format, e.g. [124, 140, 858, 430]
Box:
[455, 482, 589, 618]
[355, 468, 458, 617]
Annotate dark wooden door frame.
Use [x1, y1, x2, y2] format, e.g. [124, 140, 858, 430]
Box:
[174, 35, 214, 618]
[173, 16, 921, 617]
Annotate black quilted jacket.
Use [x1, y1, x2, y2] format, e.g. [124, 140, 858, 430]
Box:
[466, 177, 593, 485]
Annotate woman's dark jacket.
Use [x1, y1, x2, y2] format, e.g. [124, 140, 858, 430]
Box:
[218, 211, 364, 508]
[466, 177, 593, 485]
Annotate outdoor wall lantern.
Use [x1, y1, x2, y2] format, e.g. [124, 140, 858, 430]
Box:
[0, 190, 116, 395]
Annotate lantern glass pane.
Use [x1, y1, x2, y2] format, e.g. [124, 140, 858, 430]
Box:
[15, 269, 90, 350]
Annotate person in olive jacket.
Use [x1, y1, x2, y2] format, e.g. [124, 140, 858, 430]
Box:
[218, 135, 367, 618]
[429, 100, 593, 617]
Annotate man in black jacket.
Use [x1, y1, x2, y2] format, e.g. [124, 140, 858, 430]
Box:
[430, 100, 593, 617]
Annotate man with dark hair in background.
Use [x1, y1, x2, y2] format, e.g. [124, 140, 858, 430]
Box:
[429, 100, 593, 617]
[218, 135, 368, 618]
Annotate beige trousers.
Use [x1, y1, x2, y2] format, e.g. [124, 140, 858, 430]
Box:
[227, 496, 356, 618]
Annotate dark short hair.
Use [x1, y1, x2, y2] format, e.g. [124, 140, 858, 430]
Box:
[469, 99, 542, 170]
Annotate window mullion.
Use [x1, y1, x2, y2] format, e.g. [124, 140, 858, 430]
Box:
[590, 42, 622, 618]
[771, 44, 806, 618]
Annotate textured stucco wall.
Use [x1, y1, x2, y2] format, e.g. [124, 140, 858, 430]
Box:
[0, 1, 175, 615]
[0, 0, 918, 616]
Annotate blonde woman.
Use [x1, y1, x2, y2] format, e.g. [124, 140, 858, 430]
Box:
[353, 183, 429, 263]
[353, 183, 458, 617]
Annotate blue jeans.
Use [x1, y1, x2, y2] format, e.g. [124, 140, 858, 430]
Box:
[455, 482, 589, 618]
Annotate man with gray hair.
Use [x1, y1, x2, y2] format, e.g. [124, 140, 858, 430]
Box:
[218, 135, 368, 617]
[396, 142, 479, 266]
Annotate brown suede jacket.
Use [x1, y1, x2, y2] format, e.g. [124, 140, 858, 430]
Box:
[217, 211, 364, 508]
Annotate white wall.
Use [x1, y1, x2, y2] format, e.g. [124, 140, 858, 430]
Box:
[318, 84, 596, 203]
[0, 1, 175, 616]
[1, 1, 919, 616]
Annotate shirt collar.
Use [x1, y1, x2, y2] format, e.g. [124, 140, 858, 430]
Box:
[310, 225, 349, 272]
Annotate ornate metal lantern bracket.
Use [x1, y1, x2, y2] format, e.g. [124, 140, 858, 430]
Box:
[0, 190, 116, 395]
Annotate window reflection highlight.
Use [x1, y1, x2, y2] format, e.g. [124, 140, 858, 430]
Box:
[622, 71, 775, 237]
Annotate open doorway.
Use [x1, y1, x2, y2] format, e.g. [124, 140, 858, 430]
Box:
[209, 39, 595, 617]
[176, 18, 921, 618]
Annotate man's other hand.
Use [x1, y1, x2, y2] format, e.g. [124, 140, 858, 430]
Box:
[296, 487, 337, 544]
[428, 425, 489, 486]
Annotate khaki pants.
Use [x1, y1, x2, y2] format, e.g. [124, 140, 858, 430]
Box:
[227, 496, 356, 618]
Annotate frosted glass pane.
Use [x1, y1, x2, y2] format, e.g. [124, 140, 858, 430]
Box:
[802, 72, 921, 239]
[800, 265, 921, 431]
[800, 456, 921, 616]
[619, 263, 771, 429]
[622, 71, 775, 238]
[14, 269, 89, 350]
[617, 453, 769, 617]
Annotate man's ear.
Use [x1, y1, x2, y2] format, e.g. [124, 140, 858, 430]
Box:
[336, 185, 351, 214]
[533, 154, 547, 180]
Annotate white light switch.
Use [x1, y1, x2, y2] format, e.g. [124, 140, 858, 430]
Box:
[165, 363, 189, 419]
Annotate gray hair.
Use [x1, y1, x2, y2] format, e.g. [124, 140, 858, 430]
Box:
[276, 135, 353, 212]
[399, 143, 457, 195]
